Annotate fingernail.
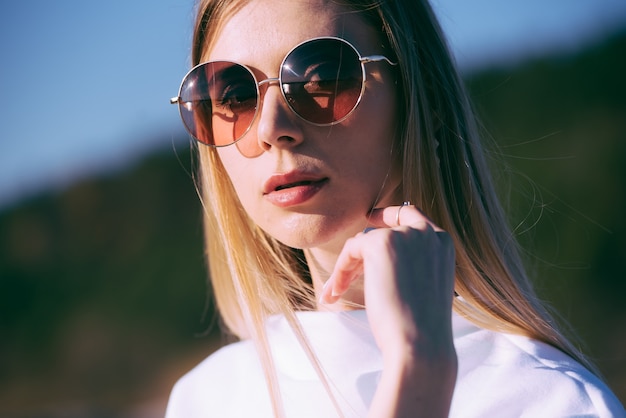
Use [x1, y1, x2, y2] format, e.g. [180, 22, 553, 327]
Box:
[319, 280, 331, 305]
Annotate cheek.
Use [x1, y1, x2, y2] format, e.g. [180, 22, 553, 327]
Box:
[349, 81, 402, 196]
[216, 147, 257, 206]
[351, 82, 399, 157]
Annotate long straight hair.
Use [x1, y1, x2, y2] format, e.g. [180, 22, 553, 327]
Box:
[189, 0, 598, 415]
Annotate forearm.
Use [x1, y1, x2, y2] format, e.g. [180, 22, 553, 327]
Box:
[368, 346, 457, 418]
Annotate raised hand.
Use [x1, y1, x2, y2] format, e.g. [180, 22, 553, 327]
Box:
[320, 204, 458, 417]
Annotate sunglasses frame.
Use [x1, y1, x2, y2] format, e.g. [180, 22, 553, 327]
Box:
[170, 36, 397, 147]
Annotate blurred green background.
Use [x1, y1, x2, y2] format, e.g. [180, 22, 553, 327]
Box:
[1, 28, 625, 418]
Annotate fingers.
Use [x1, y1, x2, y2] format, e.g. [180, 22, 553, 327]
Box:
[319, 204, 451, 306]
[320, 236, 364, 304]
[367, 204, 444, 232]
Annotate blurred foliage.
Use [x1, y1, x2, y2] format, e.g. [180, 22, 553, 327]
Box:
[1, 30, 624, 416]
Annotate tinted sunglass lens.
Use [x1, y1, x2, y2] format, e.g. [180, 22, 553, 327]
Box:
[281, 39, 363, 124]
[179, 62, 258, 145]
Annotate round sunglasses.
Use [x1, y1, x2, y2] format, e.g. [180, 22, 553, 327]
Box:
[170, 37, 396, 147]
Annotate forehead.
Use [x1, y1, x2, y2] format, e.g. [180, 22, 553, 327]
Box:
[205, 0, 382, 65]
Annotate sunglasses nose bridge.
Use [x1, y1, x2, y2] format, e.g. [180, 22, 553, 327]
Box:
[256, 77, 291, 116]
[258, 77, 280, 88]
[256, 77, 282, 105]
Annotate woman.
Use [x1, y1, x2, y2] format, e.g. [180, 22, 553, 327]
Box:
[166, 0, 623, 416]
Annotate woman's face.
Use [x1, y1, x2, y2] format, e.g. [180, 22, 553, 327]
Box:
[206, 0, 402, 252]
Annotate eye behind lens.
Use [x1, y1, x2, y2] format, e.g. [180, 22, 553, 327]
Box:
[179, 61, 259, 146]
[281, 38, 364, 125]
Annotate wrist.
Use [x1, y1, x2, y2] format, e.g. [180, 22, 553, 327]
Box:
[371, 341, 458, 418]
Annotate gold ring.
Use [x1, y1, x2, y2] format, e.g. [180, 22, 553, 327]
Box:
[396, 201, 411, 226]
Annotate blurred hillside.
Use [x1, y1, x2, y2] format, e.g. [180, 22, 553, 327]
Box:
[465, 29, 626, 398]
[1, 30, 625, 416]
[0, 148, 217, 417]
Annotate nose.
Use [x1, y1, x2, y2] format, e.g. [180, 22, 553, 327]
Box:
[255, 82, 304, 152]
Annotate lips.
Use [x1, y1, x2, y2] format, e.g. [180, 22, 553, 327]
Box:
[263, 171, 328, 207]
[263, 172, 327, 194]
[275, 180, 319, 191]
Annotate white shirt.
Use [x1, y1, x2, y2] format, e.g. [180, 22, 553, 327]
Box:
[165, 310, 624, 417]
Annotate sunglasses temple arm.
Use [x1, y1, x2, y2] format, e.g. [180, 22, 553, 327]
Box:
[361, 55, 397, 66]
[170, 97, 180, 104]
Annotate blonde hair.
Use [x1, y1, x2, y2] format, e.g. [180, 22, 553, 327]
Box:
[189, 0, 597, 415]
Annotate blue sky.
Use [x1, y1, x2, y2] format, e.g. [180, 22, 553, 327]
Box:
[1, 0, 625, 209]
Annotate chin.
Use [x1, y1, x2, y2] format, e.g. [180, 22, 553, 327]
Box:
[265, 214, 364, 252]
